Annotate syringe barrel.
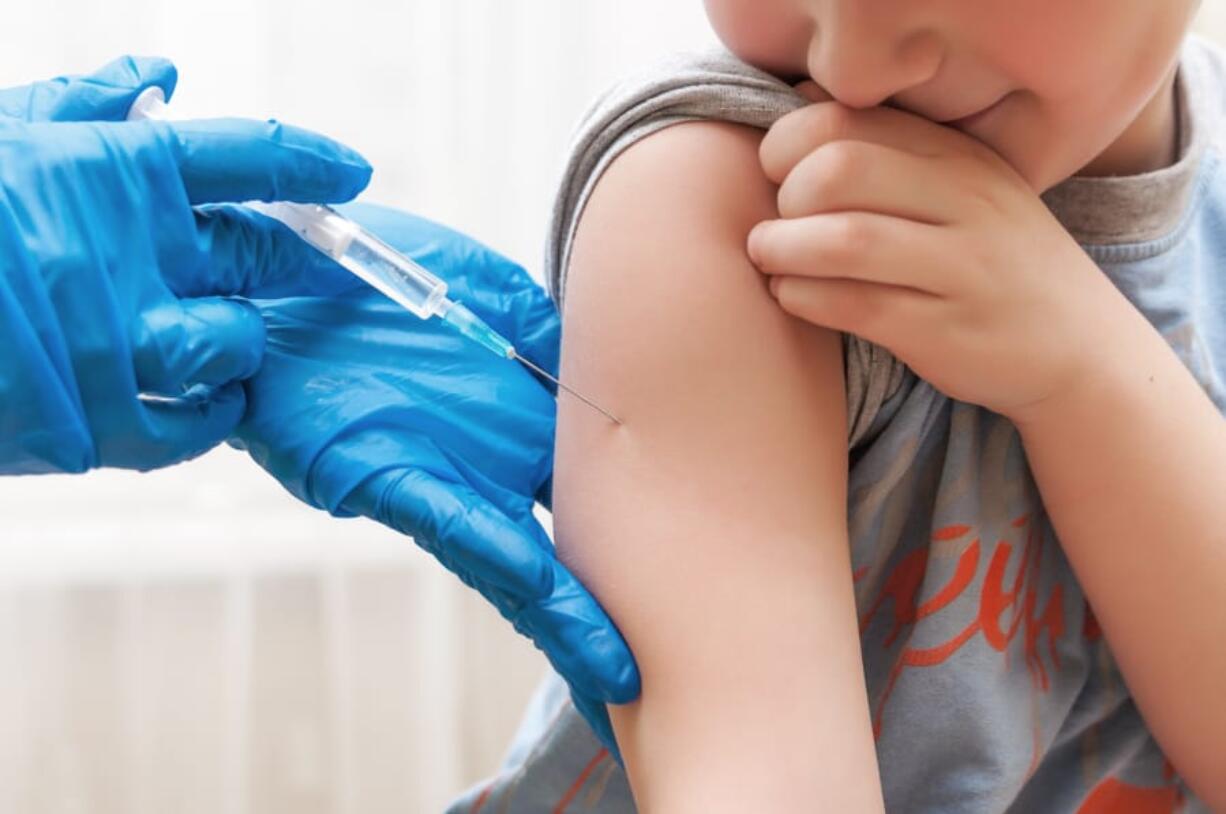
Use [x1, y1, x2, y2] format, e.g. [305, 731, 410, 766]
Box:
[253, 202, 450, 320]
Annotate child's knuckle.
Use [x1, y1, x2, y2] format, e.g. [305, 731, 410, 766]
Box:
[817, 140, 867, 183]
[827, 213, 874, 258]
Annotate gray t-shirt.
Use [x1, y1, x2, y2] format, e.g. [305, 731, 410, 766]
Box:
[450, 35, 1226, 813]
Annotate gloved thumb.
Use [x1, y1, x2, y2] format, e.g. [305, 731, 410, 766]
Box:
[0, 56, 177, 123]
[132, 297, 266, 394]
[569, 688, 625, 766]
[347, 467, 557, 601]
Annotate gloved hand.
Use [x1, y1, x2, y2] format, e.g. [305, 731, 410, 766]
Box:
[234, 203, 639, 758]
[0, 58, 372, 474]
[0, 55, 177, 124]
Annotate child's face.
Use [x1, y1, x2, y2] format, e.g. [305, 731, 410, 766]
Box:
[703, 0, 1201, 191]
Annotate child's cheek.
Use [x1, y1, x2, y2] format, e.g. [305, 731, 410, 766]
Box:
[703, 0, 814, 78]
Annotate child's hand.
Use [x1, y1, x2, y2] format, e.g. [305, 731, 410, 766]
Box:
[747, 95, 1135, 422]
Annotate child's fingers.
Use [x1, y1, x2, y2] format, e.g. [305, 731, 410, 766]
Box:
[749, 210, 954, 295]
[769, 274, 940, 356]
[761, 102, 965, 184]
[775, 139, 962, 224]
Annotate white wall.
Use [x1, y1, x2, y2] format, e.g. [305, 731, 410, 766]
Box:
[0, 3, 1223, 813]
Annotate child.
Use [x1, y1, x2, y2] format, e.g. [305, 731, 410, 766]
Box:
[452, 1, 1224, 811]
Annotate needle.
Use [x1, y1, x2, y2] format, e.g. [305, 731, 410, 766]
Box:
[511, 351, 623, 425]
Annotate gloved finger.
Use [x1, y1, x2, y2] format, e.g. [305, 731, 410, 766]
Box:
[569, 689, 624, 766]
[165, 118, 372, 206]
[174, 204, 358, 299]
[133, 297, 266, 393]
[511, 558, 641, 705]
[360, 466, 639, 704]
[123, 381, 246, 472]
[349, 468, 555, 600]
[0, 56, 177, 123]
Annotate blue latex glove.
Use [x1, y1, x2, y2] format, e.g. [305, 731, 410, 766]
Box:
[0, 55, 177, 124]
[233, 203, 639, 758]
[0, 58, 373, 474]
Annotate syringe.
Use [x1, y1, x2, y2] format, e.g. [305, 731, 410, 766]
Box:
[127, 87, 620, 424]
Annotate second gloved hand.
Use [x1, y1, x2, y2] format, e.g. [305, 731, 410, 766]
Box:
[233, 204, 639, 757]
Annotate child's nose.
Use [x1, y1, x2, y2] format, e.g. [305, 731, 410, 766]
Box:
[805, 4, 943, 110]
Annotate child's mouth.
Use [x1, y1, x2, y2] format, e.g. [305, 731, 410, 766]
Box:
[945, 93, 1010, 130]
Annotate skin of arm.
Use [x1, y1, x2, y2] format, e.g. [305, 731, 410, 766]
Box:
[1010, 310, 1226, 810]
[552, 121, 885, 813]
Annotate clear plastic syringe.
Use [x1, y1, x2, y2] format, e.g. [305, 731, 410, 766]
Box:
[127, 87, 619, 423]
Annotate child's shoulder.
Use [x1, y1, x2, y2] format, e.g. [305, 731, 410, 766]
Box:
[579, 47, 801, 132]
[546, 47, 803, 304]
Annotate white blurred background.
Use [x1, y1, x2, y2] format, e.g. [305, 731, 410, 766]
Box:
[1, 3, 1224, 812]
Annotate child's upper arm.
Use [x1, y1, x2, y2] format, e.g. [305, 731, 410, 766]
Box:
[553, 121, 884, 812]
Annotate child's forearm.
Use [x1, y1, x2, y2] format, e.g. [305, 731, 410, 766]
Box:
[1011, 316, 1226, 809]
